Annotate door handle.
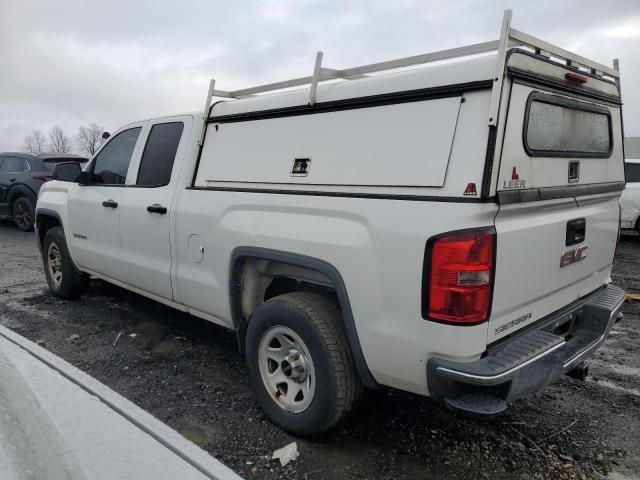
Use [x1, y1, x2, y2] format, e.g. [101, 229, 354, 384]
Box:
[147, 204, 167, 214]
[102, 200, 118, 208]
[9, 178, 16, 182]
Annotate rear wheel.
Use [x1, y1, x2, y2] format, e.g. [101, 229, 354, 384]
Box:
[42, 227, 89, 299]
[12, 196, 34, 231]
[245, 292, 362, 437]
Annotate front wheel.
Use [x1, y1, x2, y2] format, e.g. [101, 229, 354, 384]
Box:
[12, 196, 35, 231]
[42, 227, 89, 299]
[245, 292, 363, 437]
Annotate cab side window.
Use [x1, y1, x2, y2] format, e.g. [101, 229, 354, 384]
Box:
[136, 122, 184, 187]
[92, 127, 141, 185]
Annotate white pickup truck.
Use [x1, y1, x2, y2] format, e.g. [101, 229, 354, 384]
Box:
[36, 11, 625, 436]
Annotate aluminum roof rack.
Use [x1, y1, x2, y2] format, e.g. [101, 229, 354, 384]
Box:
[199, 9, 620, 143]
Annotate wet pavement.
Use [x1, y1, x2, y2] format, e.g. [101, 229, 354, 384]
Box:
[0, 219, 638, 479]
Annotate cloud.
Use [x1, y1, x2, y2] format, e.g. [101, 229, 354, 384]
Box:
[1, 0, 639, 153]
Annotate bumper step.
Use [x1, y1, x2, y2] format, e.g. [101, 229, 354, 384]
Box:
[428, 284, 625, 418]
[444, 393, 507, 417]
[435, 329, 564, 386]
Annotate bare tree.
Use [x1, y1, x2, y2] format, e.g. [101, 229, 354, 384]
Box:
[23, 130, 47, 154]
[76, 123, 105, 156]
[48, 126, 72, 153]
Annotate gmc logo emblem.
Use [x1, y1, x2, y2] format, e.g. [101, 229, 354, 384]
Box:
[560, 245, 588, 268]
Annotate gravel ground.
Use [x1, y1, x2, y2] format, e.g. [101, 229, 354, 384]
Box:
[0, 219, 638, 480]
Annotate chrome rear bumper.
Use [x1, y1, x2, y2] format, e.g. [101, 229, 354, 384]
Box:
[427, 284, 625, 416]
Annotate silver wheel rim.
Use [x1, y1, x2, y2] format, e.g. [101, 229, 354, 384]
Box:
[47, 242, 63, 288]
[258, 325, 316, 413]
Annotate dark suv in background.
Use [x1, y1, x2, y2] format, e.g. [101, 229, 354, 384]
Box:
[0, 152, 88, 231]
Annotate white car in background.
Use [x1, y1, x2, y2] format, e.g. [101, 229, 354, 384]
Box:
[621, 159, 640, 233]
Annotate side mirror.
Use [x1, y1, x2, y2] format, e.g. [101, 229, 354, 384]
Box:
[52, 162, 83, 183]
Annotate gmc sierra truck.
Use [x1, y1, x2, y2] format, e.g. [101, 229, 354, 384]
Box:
[36, 11, 625, 436]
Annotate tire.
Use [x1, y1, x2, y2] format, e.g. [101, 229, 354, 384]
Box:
[245, 292, 363, 437]
[42, 226, 89, 299]
[12, 196, 35, 231]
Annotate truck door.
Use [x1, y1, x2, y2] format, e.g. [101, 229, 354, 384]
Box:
[67, 126, 143, 282]
[117, 117, 189, 301]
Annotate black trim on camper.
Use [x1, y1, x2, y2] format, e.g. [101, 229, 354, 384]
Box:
[207, 80, 493, 124]
[497, 181, 624, 204]
[505, 49, 621, 106]
[522, 91, 613, 159]
[186, 185, 496, 203]
[508, 68, 622, 107]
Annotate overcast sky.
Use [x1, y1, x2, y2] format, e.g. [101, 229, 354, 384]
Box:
[1, 0, 639, 153]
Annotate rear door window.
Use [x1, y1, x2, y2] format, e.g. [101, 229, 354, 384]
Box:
[136, 122, 184, 186]
[524, 92, 612, 158]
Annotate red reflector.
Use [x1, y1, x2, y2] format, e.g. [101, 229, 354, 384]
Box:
[423, 228, 495, 324]
[32, 175, 53, 182]
[565, 72, 587, 84]
[463, 183, 477, 196]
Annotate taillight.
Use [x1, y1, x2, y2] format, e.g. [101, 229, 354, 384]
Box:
[33, 175, 53, 182]
[422, 227, 496, 325]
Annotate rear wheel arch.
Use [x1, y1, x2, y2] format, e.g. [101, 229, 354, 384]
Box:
[228, 247, 378, 389]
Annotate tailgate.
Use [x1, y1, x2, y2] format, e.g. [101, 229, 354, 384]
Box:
[488, 56, 624, 343]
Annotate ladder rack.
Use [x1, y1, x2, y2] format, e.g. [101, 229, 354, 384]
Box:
[199, 9, 620, 144]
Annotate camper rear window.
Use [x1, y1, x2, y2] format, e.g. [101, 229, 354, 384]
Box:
[524, 93, 612, 158]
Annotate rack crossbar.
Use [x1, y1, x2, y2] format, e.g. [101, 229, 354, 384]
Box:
[202, 9, 620, 128]
[509, 28, 618, 78]
[338, 40, 500, 78]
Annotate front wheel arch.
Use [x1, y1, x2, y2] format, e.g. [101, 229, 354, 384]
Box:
[41, 226, 89, 299]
